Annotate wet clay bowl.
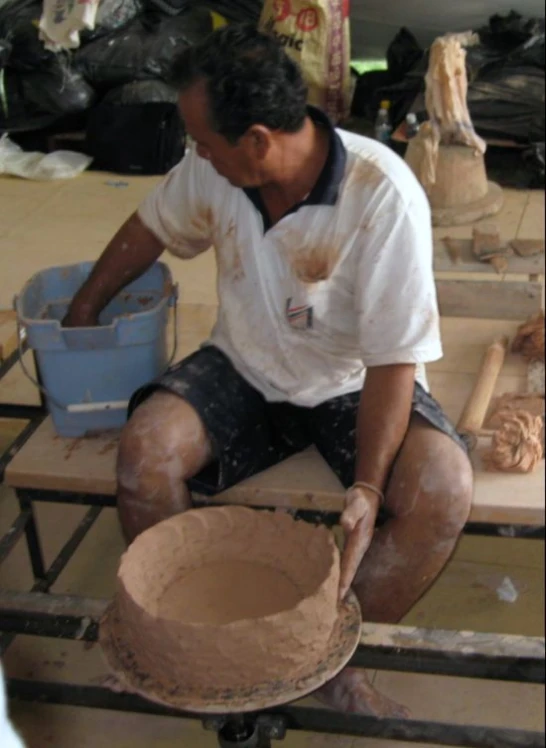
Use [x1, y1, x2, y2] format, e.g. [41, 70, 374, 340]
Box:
[101, 506, 349, 704]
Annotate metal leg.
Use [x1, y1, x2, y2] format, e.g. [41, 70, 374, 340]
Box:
[0, 416, 45, 483]
[17, 494, 46, 582]
[217, 717, 263, 748]
[204, 715, 286, 747]
[0, 510, 31, 566]
[33, 505, 102, 593]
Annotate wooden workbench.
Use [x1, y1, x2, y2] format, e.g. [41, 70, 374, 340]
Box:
[4, 314, 544, 528]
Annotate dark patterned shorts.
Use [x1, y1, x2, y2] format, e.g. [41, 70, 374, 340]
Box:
[128, 345, 468, 497]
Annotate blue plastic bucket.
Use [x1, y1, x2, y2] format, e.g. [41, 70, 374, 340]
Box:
[15, 261, 177, 437]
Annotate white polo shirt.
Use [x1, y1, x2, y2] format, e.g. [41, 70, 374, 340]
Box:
[138, 109, 442, 408]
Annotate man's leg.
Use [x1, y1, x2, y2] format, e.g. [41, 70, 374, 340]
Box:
[116, 346, 306, 544]
[352, 414, 473, 622]
[315, 413, 473, 716]
[117, 391, 213, 543]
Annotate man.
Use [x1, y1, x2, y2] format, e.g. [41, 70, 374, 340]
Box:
[64, 25, 473, 716]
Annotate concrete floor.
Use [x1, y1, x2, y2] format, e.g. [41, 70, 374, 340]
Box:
[0, 170, 544, 747]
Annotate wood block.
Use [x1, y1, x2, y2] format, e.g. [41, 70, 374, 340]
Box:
[472, 224, 502, 260]
[435, 239, 544, 275]
[489, 256, 508, 275]
[436, 280, 543, 320]
[510, 239, 545, 258]
[442, 237, 465, 265]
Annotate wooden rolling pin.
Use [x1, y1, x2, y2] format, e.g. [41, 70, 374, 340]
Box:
[457, 336, 509, 447]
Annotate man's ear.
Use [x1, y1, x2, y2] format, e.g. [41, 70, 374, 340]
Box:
[244, 125, 272, 160]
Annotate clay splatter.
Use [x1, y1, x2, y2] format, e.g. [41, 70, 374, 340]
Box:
[290, 244, 341, 283]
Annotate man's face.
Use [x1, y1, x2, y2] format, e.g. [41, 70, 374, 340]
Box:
[178, 82, 267, 188]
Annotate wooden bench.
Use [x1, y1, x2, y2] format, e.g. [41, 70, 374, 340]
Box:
[4, 315, 544, 529]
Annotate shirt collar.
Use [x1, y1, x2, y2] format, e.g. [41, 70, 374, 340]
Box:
[243, 106, 347, 230]
[303, 105, 347, 206]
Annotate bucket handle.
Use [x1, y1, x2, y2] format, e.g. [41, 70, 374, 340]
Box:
[13, 284, 180, 413]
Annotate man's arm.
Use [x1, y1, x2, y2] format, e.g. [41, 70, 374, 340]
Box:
[339, 363, 415, 599]
[354, 363, 416, 489]
[63, 212, 165, 327]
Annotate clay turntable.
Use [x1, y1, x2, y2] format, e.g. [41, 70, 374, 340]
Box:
[100, 506, 361, 713]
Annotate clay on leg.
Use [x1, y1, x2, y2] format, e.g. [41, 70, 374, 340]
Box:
[318, 414, 473, 716]
[117, 391, 213, 543]
[351, 414, 473, 622]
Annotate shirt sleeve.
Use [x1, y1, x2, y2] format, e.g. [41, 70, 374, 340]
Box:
[355, 188, 443, 368]
[137, 147, 214, 259]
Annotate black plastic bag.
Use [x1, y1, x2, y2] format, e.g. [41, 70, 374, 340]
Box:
[196, 0, 263, 24]
[81, 0, 144, 43]
[0, 0, 54, 71]
[476, 11, 544, 54]
[524, 142, 545, 188]
[351, 27, 424, 122]
[351, 70, 391, 118]
[467, 65, 545, 143]
[74, 8, 213, 91]
[146, 0, 189, 17]
[0, 58, 96, 133]
[466, 16, 545, 81]
[103, 80, 178, 105]
[483, 142, 545, 189]
[0, 72, 59, 133]
[86, 99, 185, 175]
[386, 27, 424, 82]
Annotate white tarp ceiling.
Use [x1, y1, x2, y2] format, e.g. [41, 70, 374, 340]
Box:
[349, 0, 544, 58]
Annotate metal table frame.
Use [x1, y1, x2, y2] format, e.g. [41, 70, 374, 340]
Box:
[1, 342, 544, 747]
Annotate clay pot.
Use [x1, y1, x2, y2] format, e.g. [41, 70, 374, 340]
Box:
[405, 139, 504, 227]
[105, 506, 341, 695]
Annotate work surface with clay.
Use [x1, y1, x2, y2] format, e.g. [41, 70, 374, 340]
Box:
[4, 315, 545, 527]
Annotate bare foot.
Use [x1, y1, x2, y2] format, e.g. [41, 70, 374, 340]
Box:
[314, 668, 411, 718]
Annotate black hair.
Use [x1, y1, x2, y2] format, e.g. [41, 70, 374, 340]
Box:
[170, 24, 308, 143]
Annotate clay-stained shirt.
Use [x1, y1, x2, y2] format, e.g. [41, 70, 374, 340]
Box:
[138, 121, 442, 407]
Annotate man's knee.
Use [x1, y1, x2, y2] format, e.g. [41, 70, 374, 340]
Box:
[388, 428, 473, 538]
[116, 392, 212, 496]
[416, 444, 473, 536]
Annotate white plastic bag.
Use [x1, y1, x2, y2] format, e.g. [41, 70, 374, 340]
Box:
[0, 134, 92, 180]
[39, 0, 101, 51]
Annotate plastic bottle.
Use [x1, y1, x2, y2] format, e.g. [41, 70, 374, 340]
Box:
[405, 112, 420, 139]
[374, 100, 392, 144]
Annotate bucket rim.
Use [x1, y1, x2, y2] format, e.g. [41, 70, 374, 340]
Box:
[14, 260, 176, 330]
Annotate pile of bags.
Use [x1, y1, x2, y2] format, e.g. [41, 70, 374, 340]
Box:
[0, 0, 213, 128]
[0, 0, 251, 172]
[352, 11, 545, 187]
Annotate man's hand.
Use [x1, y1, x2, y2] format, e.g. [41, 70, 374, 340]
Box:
[339, 485, 381, 601]
[61, 213, 165, 329]
[62, 303, 100, 328]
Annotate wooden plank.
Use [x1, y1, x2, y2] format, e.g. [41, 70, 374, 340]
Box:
[4, 590, 542, 662]
[5, 418, 544, 526]
[4, 316, 544, 527]
[436, 280, 542, 320]
[5, 422, 120, 495]
[359, 622, 545, 659]
[433, 239, 544, 275]
[518, 192, 546, 240]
